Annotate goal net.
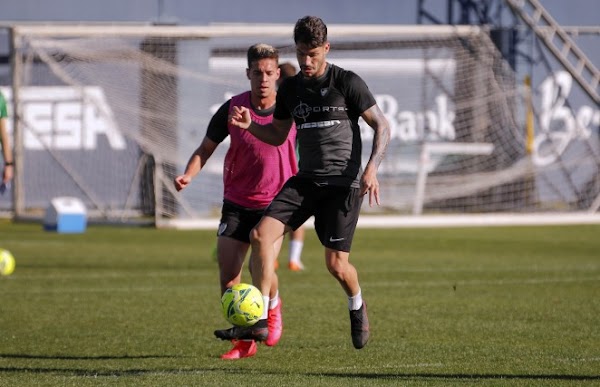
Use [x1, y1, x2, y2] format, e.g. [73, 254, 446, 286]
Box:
[5, 23, 599, 227]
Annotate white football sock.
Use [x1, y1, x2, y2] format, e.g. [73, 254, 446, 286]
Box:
[269, 290, 279, 310]
[288, 240, 304, 263]
[348, 289, 363, 311]
[261, 296, 269, 319]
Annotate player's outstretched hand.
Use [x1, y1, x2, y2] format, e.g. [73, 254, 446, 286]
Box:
[174, 175, 191, 192]
[228, 106, 252, 129]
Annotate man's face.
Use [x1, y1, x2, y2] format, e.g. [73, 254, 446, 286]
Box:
[296, 42, 330, 79]
[246, 58, 280, 99]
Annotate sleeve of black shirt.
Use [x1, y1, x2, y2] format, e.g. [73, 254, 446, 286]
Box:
[343, 71, 377, 115]
[273, 76, 295, 121]
[206, 100, 231, 143]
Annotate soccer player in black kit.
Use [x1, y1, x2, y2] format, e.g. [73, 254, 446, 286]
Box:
[217, 15, 391, 350]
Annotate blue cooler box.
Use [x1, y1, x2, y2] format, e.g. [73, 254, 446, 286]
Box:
[44, 197, 87, 233]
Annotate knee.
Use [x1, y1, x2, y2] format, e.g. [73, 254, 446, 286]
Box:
[249, 226, 267, 247]
[326, 257, 345, 279]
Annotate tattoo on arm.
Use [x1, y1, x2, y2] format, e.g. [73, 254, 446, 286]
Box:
[367, 106, 391, 168]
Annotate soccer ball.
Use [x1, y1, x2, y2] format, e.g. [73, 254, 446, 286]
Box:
[0, 248, 16, 276]
[221, 283, 264, 327]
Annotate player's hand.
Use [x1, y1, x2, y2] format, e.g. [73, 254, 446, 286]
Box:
[174, 175, 191, 192]
[359, 167, 381, 207]
[228, 106, 251, 129]
[3, 164, 13, 184]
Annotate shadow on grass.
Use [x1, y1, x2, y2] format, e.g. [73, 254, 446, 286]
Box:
[0, 364, 598, 382]
[0, 353, 175, 360]
[309, 372, 600, 382]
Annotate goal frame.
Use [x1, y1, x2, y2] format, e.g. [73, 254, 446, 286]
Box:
[4, 22, 599, 228]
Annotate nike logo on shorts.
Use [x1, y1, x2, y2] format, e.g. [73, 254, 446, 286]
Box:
[329, 236, 345, 242]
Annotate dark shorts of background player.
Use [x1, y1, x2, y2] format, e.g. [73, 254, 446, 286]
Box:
[265, 176, 363, 252]
[218, 200, 265, 244]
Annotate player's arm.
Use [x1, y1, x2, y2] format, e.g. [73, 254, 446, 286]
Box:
[174, 136, 218, 191]
[229, 106, 294, 146]
[0, 116, 13, 184]
[174, 101, 228, 191]
[360, 104, 390, 206]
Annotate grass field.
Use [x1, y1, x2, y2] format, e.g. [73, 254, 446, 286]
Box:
[0, 220, 599, 386]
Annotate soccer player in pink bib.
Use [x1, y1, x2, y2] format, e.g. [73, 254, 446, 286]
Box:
[0, 91, 14, 194]
[174, 43, 297, 359]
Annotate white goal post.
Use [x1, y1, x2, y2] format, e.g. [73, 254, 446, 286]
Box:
[3, 22, 599, 228]
[413, 142, 495, 215]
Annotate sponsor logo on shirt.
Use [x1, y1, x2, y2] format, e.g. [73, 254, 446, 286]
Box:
[293, 102, 347, 120]
[298, 120, 341, 130]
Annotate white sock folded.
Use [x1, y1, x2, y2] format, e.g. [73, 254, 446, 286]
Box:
[261, 296, 270, 319]
[269, 290, 279, 310]
[348, 288, 363, 311]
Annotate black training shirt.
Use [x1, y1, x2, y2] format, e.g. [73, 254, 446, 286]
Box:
[275, 63, 376, 188]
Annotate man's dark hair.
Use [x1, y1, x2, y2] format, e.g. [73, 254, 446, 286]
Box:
[247, 43, 279, 68]
[279, 62, 297, 79]
[294, 16, 327, 48]
[277, 62, 297, 87]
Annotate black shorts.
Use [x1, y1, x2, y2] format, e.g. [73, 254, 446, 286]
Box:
[265, 176, 363, 252]
[218, 200, 265, 244]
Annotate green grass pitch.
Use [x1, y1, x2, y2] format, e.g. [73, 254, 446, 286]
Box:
[0, 220, 599, 386]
